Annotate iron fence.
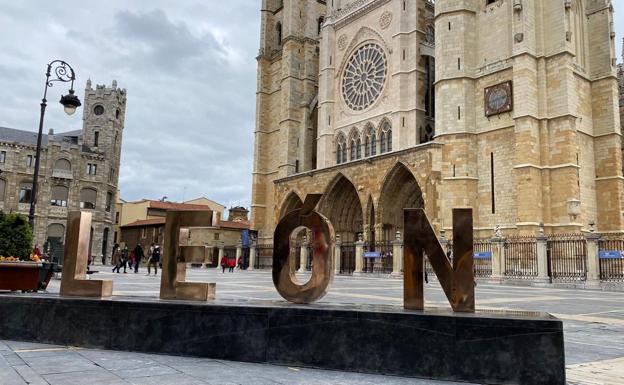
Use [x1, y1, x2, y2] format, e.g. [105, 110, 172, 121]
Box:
[371, 241, 393, 274]
[504, 236, 538, 279]
[254, 244, 273, 270]
[547, 234, 587, 282]
[474, 238, 493, 278]
[340, 243, 355, 274]
[598, 235, 624, 282]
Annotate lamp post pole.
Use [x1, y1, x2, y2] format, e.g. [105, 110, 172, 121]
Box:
[28, 60, 81, 231]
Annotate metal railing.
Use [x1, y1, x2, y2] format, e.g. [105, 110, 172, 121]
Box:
[340, 243, 355, 275]
[504, 236, 538, 279]
[474, 238, 493, 278]
[547, 234, 587, 282]
[598, 235, 624, 282]
[254, 244, 273, 270]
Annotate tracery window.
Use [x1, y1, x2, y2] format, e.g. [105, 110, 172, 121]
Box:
[342, 43, 388, 111]
[380, 121, 392, 153]
[364, 126, 376, 157]
[336, 135, 347, 164]
[356, 138, 362, 159]
[350, 140, 356, 161]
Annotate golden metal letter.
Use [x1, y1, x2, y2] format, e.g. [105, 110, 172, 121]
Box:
[273, 194, 335, 304]
[160, 210, 216, 301]
[60, 211, 113, 297]
[404, 208, 475, 312]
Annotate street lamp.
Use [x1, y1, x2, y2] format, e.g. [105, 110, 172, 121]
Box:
[29, 60, 81, 230]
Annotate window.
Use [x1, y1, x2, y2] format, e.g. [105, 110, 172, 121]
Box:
[94, 131, 99, 147]
[356, 138, 362, 159]
[50, 186, 69, 207]
[115, 212, 119, 224]
[106, 192, 113, 212]
[318, 17, 324, 35]
[54, 159, 71, 172]
[276, 22, 283, 46]
[214, 233, 220, 240]
[380, 122, 392, 154]
[350, 140, 356, 161]
[0, 179, 5, 202]
[116, 109, 120, 119]
[94, 105, 104, 115]
[19, 182, 33, 203]
[364, 126, 376, 157]
[0, 151, 5, 163]
[80, 188, 97, 210]
[380, 131, 386, 154]
[342, 43, 388, 111]
[26, 155, 33, 167]
[87, 163, 97, 176]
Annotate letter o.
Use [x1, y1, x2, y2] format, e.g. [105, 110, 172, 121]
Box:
[272, 208, 335, 304]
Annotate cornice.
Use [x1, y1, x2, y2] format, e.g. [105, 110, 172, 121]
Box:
[327, 0, 392, 30]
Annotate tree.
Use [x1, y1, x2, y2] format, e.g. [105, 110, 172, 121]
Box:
[0, 212, 33, 260]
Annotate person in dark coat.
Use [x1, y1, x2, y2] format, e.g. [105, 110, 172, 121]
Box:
[147, 245, 160, 276]
[133, 244, 144, 273]
[113, 246, 129, 273]
[221, 254, 228, 273]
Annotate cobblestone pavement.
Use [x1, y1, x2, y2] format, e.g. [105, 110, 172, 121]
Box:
[2, 268, 623, 384]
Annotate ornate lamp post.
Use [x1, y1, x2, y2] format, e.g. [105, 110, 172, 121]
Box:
[29, 60, 82, 230]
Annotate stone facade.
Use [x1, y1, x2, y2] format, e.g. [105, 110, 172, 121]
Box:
[251, 0, 624, 243]
[0, 80, 126, 261]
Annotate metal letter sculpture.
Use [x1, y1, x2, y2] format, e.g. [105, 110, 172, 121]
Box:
[273, 194, 335, 304]
[160, 210, 216, 301]
[60, 211, 113, 297]
[404, 208, 475, 312]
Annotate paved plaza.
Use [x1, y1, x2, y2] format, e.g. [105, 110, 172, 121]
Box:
[2, 268, 623, 384]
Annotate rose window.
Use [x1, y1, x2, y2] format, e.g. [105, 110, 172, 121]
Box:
[342, 43, 388, 111]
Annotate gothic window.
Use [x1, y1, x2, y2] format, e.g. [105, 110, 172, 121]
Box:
[365, 126, 376, 157]
[425, 24, 435, 44]
[365, 136, 371, 157]
[380, 121, 392, 153]
[0, 179, 5, 202]
[356, 138, 362, 159]
[80, 188, 97, 210]
[350, 140, 356, 161]
[94, 131, 99, 147]
[336, 135, 347, 164]
[342, 143, 347, 164]
[342, 43, 388, 111]
[50, 186, 69, 207]
[19, 182, 32, 204]
[337, 144, 342, 164]
[380, 131, 386, 154]
[573, 0, 587, 68]
[318, 17, 324, 35]
[425, 57, 435, 117]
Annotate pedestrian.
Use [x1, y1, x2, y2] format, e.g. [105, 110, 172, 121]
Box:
[133, 244, 144, 273]
[237, 256, 243, 270]
[221, 254, 228, 273]
[113, 246, 129, 273]
[228, 256, 236, 273]
[147, 245, 160, 276]
[32, 245, 42, 258]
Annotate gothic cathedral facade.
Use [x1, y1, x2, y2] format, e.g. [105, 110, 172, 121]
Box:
[251, 0, 623, 245]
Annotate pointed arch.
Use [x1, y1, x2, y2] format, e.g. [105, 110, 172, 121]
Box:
[378, 163, 424, 240]
[364, 123, 376, 157]
[336, 132, 347, 164]
[318, 174, 364, 243]
[365, 195, 376, 245]
[279, 191, 304, 219]
[379, 118, 392, 153]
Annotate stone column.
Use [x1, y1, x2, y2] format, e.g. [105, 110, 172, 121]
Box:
[334, 235, 342, 275]
[217, 246, 225, 270]
[248, 243, 256, 271]
[536, 234, 550, 283]
[491, 237, 506, 281]
[585, 232, 600, 283]
[391, 231, 403, 278]
[298, 238, 308, 272]
[354, 234, 365, 274]
[236, 240, 242, 266]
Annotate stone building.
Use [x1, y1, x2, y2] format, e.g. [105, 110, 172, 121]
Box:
[251, 0, 623, 246]
[0, 80, 126, 262]
[619, 38, 624, 130]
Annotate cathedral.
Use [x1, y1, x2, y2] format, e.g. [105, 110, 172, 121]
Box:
[251, 0, 623, 247]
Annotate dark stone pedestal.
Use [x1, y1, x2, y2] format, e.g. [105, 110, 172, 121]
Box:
[0, 295, 565, 385]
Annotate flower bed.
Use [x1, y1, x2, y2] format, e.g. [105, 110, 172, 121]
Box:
[0, 261, 55, 292]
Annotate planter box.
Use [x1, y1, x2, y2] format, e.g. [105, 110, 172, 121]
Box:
[0, 262, 55, 292]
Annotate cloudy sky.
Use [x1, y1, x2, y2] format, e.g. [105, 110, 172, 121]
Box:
[0, 1, 623, 210]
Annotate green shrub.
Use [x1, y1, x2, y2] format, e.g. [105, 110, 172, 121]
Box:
[0, 212, 33, 260]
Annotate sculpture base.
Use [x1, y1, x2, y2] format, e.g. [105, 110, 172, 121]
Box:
[0, 295, 565, 385]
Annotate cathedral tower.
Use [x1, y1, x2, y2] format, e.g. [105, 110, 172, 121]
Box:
[252, 0, 327, 241]
[435, 0, 623, 233]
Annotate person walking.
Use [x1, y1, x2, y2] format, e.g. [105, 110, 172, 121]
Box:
[147, 245, 160, 276]
[237, 256, 244, 270]
[113, 246, 129, 273]
[228, 256, 236, 273]
[221, 254, 228, 273]
[133, 244, 144, 274]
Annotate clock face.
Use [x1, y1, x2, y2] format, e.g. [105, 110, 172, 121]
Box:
[484, 81, 513, 116]
[488, 88, 508, 110]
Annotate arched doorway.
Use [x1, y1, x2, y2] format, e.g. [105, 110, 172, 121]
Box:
[46, 224, 65, 264]
[319, 175, 364, 243]
[279, 192, 303, 219]
[379, 163, 424, 240]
